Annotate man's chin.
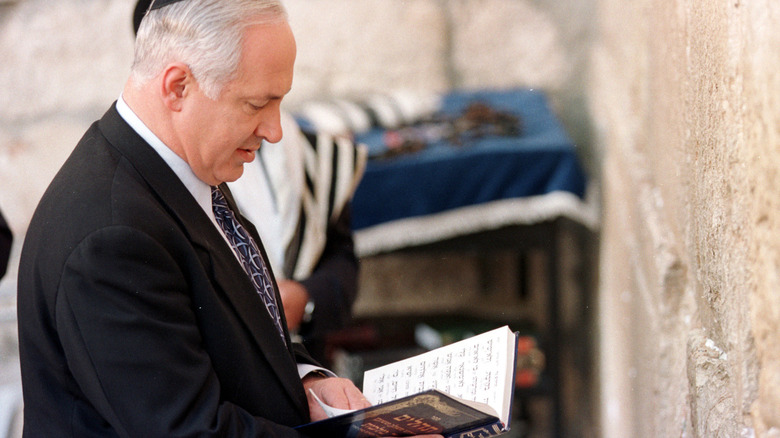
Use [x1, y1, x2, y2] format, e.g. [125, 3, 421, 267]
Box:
[222, 165, 246, 183]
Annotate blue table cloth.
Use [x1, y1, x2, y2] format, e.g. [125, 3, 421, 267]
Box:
[310, 89, 596, 256]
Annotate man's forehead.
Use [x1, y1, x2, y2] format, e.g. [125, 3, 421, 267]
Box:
[216, 21, 294, 99]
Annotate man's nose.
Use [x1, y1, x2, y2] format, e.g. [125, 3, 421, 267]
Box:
[256, 112, 283, 144]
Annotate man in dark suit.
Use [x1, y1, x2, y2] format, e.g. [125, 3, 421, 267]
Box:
[18, 1, 441, 437]
[133, 0, 363, 368]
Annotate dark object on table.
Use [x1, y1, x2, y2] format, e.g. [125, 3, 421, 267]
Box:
[376, 101, 523, 160]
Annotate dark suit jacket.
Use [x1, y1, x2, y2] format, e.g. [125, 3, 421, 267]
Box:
[17, 104, 317, 437]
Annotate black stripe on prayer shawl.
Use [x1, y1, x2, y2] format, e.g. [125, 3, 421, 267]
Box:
[327, 142, 339, 222]
[303, 131, 318, 151]
[358, 103, 381, 130]
[352, 143, 360, 174]
[365, 94, 406, 128]
[284, 208, 307, 279]
[302, 131, 317, 197]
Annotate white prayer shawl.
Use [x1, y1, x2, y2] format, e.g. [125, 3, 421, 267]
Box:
[229, 112, 367, 280]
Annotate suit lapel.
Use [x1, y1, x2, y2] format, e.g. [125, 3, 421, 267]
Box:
[98, 104, 309, 416]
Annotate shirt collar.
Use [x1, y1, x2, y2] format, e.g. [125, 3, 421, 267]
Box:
[116, 94, 215, 223]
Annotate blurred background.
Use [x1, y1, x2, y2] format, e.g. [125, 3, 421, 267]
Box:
[1, 0, 778, 437]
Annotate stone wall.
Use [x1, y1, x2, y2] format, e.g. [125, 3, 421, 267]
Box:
[590, 0, 780, 436]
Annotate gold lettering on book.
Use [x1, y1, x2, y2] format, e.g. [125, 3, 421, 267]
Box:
[363, 394, 476, 419]
[393, 414, 439, 434]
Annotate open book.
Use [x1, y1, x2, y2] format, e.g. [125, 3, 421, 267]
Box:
[296, 326, 519, 437]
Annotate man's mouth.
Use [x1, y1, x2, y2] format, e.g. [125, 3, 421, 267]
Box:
[237, 147, 256, 162]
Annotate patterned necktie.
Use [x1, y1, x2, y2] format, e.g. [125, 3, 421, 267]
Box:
[211, 186, 286, 342]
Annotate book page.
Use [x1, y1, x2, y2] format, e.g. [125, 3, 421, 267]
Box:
[362, 325, 516, 425]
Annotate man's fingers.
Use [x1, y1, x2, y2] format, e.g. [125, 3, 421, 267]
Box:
[341, 384, 372, 410]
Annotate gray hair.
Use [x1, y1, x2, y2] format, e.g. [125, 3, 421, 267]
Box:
[131, 0, 288, 99]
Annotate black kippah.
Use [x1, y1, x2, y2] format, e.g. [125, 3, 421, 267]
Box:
[133, 0, 187, 35]
[149, 0, 187, 10]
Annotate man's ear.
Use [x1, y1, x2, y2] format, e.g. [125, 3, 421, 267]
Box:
[160, 63, 192, 111]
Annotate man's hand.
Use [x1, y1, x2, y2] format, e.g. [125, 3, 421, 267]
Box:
[302, 374, 370, 421]
[277, 279, 309, 331]
[301, 375, 443, 438]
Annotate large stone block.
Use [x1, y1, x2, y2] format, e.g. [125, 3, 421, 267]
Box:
[284, 0, 450, 104]
[448, 0, 568, 90]
[0, 0, 134, 122]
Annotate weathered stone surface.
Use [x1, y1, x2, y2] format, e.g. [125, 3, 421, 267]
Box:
[592, 0, 780, 436]
[284, 0, 449, 104]
[448, 0, 568, 90]
[0, 0, 134, 122]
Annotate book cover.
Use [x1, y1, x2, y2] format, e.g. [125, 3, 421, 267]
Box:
[296, 389, 502, 438]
